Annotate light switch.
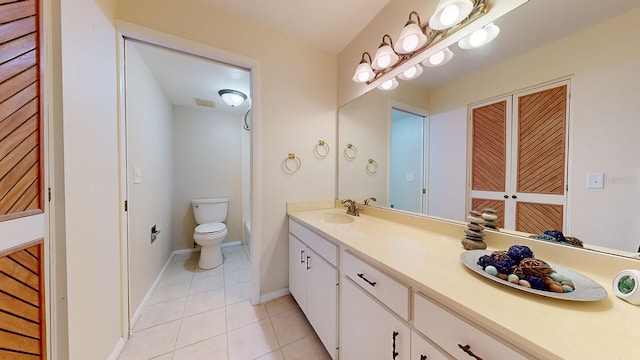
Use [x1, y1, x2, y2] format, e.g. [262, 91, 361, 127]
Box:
[133, 166, 142, 184]
[587, 173, 604, 189]
[406, 173, 414, 182]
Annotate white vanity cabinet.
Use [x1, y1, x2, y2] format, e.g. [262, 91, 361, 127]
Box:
[414, 292, 528, 360]
[341, 278, 411, 360]
[288, 220, 338, 359]
[410, 331, 450, 360]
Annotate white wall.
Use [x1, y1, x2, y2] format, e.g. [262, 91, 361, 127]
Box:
[59, 0, 122, 358]
[427, 9, 640, 252]
[124, 41, 175, 317]
[172, 106, 243, 250]
[117, 0, 337, 298]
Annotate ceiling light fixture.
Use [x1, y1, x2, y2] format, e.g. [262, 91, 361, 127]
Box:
[352, 52, 375, 83]
[429, 0, 474, 30]
[218, 89, 247, 107]
[377, 78, 399, 91]
[422, 47, 454, 67]
[394, 11, 428, 54]
[458, 22, 500, 49]
[398, 64, 424, 81]
[372, 34, 400, 70]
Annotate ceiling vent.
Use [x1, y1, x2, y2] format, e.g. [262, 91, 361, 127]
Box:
[195, 98, 215, 108]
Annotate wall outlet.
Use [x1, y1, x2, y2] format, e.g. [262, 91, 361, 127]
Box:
[587, 173, 604, 189]
[134, 166, 142, 184]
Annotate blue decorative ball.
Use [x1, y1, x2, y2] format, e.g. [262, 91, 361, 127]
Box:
[525, 275, 546, 290]
[507, 245, 534, 263]
[493, 258, 516, 274]
[477, 255, 495, 269]
[544, 230, 566, 243]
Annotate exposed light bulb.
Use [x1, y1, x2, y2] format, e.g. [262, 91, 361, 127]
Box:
[469, 28, 488, 47]
[439, 4, 460, 27]
[429, 51, 446, 66]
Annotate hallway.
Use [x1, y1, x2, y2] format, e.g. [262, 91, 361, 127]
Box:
[118, 245, 331, 359]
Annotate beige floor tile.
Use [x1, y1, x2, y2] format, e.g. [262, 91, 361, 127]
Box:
[118, 320, 180, 360]
[149, 354, 173, 360]
[224, 268, 250, 287]
[256, 350, 285, 360]
[176, 307, 227, 349]
[225, 300, 267, 331]
[223, 258, 250, 273]
[227, 319, 280, 360]
[224, 251, 248, 262]
[164, 259, 197, 274]
[134, 297, 186, 331]
[225, 282, 250, 305]
[222, 245, 244, 254]
[184, 287, 226, 317]
[173, 333, 228, 360]
[157, 270, 194, 288]
[170, 252, 199, 263]
[189, 274, 225, 295]
[265, 295, 297, 317]
[280, 334, 331, 360]
[148, 282, 190, 305]
[269, 307, 313, 347]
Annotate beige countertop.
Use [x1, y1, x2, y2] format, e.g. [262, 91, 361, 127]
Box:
[288, 206, 640, 360]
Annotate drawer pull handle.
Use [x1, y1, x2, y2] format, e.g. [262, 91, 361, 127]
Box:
[357, 273, 376, 287]
[392, 331, 399, 359]
[306, 256, 311, 270]
[300, 250, 305, 264]
[458, 344, 483, 360]
[420, 355, 427, 360]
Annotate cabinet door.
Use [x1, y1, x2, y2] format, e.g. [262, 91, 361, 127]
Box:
[289, 234, 307, 311]
[307, 249, 338, 359]
[341, 278, 410, 360]
[410, 331, 449, 360]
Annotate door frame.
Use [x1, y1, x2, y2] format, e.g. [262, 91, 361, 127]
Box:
[115, 21, 263, 335]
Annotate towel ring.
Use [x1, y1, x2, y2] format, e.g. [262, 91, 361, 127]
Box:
[366, 158, 378, 174]
[283, 153, 301, 173]
[314, 140, 330, 158]
[344, 143, 358, 160]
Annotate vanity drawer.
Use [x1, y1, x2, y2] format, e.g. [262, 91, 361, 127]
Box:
[289, 219, 337, 266]
[342, 251, 410, 320]
[414, 292, 528, 360]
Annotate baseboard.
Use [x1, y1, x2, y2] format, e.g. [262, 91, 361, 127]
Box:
[107, 337, 126, 360]
[173, 247, 199, 254]
[128, 252, 175, 331]
[260, 288, 291, 304]
[222, 240, 242, 247]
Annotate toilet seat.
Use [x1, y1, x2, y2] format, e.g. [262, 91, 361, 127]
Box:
[195, 222, 226, 235]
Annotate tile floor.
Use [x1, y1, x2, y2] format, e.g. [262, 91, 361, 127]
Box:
[118, 245, 332, 360]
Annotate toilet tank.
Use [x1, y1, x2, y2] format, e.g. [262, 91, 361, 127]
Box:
[192, 197, 229, 224]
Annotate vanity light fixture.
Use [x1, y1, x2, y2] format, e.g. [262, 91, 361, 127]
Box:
[377, 78, 399, 91]
[372, 34, 400, 70]
[394, 11, 428, 54]
[429, 0, 474, 30]
[352, 52, 375, 83]
[218, 89, 248, 107]
[398, 64, 424, 80]
[422, 47, 454, 67]
[458, 22, 500, 49]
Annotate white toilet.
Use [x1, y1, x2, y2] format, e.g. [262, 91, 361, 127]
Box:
[192, 197, 229, 269]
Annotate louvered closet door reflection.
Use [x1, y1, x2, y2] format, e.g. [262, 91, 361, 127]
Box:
[470, 98, 510, 229]
[512, 84, 568, 233]
[470, 82, 568, 232]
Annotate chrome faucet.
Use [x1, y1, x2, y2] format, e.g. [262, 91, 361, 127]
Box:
[341, 199, 359, 216]
[364, 197, 377, 205]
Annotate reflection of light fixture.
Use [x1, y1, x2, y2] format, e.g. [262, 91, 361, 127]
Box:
[377, 78, 399, 91]
[458, 22, 500, 49]
[218, 89, 247, 107]
[352, 52, 375, 83]
[429, 0, 474, 30]
[372, 34, 399, 70]
[422, 47, 454, 67]
[398, 64, 424, 80]
[394, 11, 428, 54]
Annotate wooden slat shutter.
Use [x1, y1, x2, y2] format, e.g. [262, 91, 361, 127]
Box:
[472, 101, 507, 192]
[0, 0, 42, 222]
[516, 202, 563, 234]
[471, 198, 505, 229]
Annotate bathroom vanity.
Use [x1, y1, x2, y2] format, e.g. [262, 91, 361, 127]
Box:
[287, 204, 640, 360]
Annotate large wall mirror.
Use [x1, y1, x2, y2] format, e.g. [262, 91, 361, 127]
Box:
[338, 1, 640, 257]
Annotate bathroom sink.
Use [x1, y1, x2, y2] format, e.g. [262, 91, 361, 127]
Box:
[310, 212, 355, 224]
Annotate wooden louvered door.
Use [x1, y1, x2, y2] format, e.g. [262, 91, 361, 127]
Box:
[0, 0, 47, 359]
[470, 82, 568, 233]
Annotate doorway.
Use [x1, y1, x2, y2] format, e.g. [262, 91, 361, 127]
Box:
[121, 37, 254, 329]
[389, 107, 428, 214]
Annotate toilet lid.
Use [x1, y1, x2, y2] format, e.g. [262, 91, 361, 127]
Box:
[195, 223, 226, 234]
